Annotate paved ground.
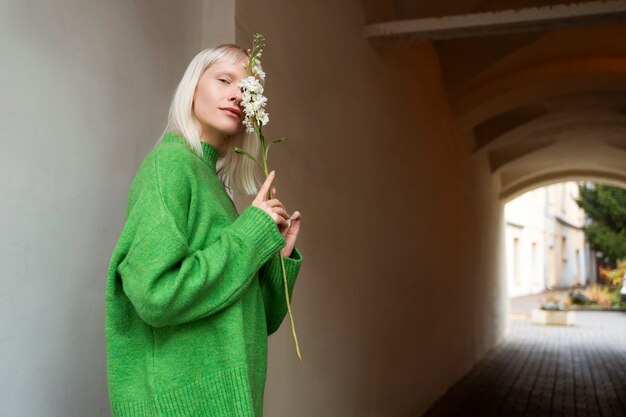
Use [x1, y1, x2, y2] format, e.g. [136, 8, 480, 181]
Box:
[423, 292, 626, 417]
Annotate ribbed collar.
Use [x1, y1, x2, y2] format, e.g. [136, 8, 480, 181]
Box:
[161, 131, 219, 172]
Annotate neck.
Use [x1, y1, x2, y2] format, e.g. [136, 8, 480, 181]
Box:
[200, 132, 227, 157]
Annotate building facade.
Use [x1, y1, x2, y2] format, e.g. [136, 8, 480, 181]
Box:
[505, 182, 595, 298]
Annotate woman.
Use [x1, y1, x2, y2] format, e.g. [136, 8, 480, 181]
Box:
[105, 44, 303, 417]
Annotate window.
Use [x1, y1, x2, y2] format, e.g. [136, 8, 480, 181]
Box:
[513, 237, 521, 286]
[549, 245, 556, 287]
[575, 248, 581, 284]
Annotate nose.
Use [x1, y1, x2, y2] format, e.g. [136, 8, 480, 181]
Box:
[231, 87, 242, 107]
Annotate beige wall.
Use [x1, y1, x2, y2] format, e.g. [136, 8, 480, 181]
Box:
[1, 1, 509, 415]
[505, 188, 547, 297]
[234, 0, 507, 415]
[505, 182, 589, 297]
[0, 1, 203, 416]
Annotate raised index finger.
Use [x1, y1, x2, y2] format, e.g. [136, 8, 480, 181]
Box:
[256, 170, 275, 202]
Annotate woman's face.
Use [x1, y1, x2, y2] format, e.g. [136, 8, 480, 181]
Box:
[193, 56, 248, 146]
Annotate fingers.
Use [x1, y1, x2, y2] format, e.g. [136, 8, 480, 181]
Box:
[254, 170, 275, 203]
[282, 210, 301, 240]
[265, 198, 285, 208]
[274, 213, 290, 230]
[250, 172, 302, 233]
[288, 211, 301, 230]
[271, 206, 290, 222]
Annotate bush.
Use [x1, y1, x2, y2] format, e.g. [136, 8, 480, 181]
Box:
[569, 284, 622, 307]
[599, 259, 626, 289]
[587, 285, 615, 307]
[569, 289, 589, 305]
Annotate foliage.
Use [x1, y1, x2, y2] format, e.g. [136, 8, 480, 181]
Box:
[587, 285, 616, 307]
[598, 259, 626, 289]
[568, 284, 622, 307]
[541, 301, 565, 311]
[541, 293, 566, 310]
[575, 183, 626, 265]
[569, 288, 589, 305]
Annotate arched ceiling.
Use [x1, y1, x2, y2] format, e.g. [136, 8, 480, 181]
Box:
[363, 0, 626, 201]
[445, 23, 626, 201]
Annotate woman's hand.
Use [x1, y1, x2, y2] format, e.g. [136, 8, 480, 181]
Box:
[251, 170, 291, 234]
[271, 184, 301, 258]
[281, 210, 301, 258]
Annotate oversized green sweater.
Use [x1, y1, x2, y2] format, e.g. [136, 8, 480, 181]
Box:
[105, 131, 302, 417]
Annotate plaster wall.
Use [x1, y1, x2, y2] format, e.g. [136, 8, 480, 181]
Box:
[234, 0, 508, 415]
[548, 182, 588, 287]
[0, 0, 509, 415]
[505, 182, 588, 297]
[505, 189, 547, 297]
[0, 1, 204, 415]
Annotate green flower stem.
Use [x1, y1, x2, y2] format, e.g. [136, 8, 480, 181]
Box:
[240, 33, 301, 360]
[258, 129, 302, 361]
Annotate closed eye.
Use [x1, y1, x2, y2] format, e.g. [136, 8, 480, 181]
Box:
[218, 78, 230, 84]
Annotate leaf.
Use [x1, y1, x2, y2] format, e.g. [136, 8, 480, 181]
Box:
[233, 147, 264, 171]
[265, 137, 289, 158]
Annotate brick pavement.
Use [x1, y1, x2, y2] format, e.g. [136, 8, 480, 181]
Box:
[422, 293, 626, 417]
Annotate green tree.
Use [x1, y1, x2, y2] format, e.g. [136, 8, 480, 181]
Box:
[576, 183, 626, 265]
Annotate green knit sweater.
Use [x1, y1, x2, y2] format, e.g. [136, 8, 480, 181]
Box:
[105, 131, 302, 417]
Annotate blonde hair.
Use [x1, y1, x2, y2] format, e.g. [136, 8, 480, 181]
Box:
[158, 44, 261, 196]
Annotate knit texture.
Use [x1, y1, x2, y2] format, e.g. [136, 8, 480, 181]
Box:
[105, 131, 302, 417]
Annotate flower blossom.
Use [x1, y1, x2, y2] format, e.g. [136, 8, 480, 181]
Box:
[252, 64, 265, 80]
[239, 74, 269, 132]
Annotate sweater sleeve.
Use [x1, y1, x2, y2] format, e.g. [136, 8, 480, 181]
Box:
[117, 148, 287, 328]
[258, 247, 303, 335]
[119, 204, 286, 328]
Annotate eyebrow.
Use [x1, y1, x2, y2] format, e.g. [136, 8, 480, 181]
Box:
[216, 71, 242, 78]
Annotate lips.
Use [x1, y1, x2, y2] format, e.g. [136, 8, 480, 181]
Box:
[221, 107, 242, 119]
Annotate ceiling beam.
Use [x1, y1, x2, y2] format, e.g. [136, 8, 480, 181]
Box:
[364, 1, 626, 43]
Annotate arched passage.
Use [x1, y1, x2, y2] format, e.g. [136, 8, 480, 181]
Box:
[452, 47, 626, 183]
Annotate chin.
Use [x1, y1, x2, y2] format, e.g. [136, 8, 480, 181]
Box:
[225, 127, 245, 137]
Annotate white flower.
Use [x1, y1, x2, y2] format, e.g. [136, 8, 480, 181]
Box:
[239, 75, 269, 131]
[240, 76, 263, 94]
[251, 95, 267, 112]
[256, 109, 269, 126]
[244, 122, 255, 133]
[253, 65, 265, 80]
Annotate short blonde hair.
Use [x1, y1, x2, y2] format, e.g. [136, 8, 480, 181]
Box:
[158, 44, 261, 196]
